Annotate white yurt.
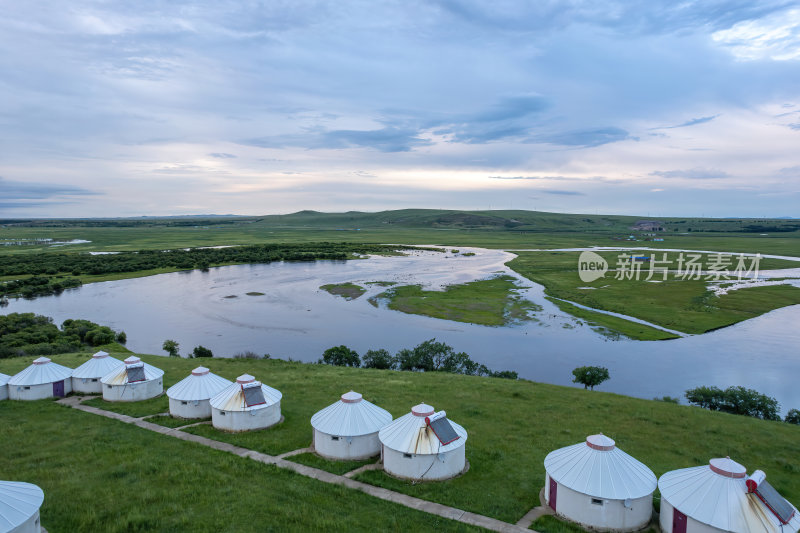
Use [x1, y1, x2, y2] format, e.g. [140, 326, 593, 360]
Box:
[166, 367, 232, 419]
[209, 374, 282, 432]
[378, 403, 468, 481]
[659, 457, 800, 533]
[101, 356, 164, 402]
[8, 357, 73, 400]
[71, 351, 124, 394]
[543, 434, 657, 532]
[0, 480, 44, 533]
[311, 391, 392, 460]
[0, 373, 9, 401]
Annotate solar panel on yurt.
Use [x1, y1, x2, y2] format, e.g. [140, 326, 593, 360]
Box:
[126, 364, 146, 383]
[425, 411, 460, 445]
[242, 382, 266, 407]
[756, 480, 796, 524]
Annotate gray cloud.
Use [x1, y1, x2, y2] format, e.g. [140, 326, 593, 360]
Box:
[655, 115, 720, 129]
[240, 126, 432, 153]
[788, 123, 800, 130]
[650, 168, 730, 179]
[209, 153, 237, 159]
[529, 127, 631, 147]
[539, 189, 586, 196]
[0, 177, 98, 200]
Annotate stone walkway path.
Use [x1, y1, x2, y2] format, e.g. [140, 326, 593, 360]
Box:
[58, 397, 536, 533]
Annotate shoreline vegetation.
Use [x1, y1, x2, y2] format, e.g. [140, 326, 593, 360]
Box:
[0, 350, 798, 530]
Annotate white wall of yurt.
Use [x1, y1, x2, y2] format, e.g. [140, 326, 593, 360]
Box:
[167, 367, 232, 419]
[101, 357, 163, 402]
[0, 480, 45, 533]
[71, 351, 124, 394]
[8, 357, 73, 401]
[209, 374, 282, 432]
[311, 391, 392, 460]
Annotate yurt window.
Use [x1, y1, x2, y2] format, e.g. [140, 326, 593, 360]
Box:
[331, 436, 339, 441]
[24, 386, 30, 390]
[91, 378, 98, 382]
[220, 411, 226, 415]
[404, 453, 413, 458]
[591, 498, 603, 506]
[181, 401, 188, 405]
[242, 382, 266, 407]
[107, 385, 112, 389]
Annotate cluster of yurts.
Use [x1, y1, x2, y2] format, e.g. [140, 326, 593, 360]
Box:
[2, 353, 799, 533]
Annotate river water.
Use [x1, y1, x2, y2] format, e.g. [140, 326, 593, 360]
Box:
[3, 247, 800, 413]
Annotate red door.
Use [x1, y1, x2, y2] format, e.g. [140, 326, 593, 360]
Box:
[52, 380, 65, 398]
[549, 476, 558, 511]
[672, 507, 687, 533]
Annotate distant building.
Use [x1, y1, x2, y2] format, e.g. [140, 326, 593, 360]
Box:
[631, 220, 664, 231]
[311, 391, 392, 460]
[71, 351, 124, 394]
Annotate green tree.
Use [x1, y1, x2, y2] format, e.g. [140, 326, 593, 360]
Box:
[162, 339, 180, 357]
[686, 385, 780, 421]
[786, 409, 800, 425]
[115, 331, 127, 344]
[362, 349, 394, 369]
[319, 345, 360, 367]
[572, 366, 610, 390]
[192, 345, 213, 358]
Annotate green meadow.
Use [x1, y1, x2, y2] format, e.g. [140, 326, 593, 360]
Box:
[1, 351, 798, 528]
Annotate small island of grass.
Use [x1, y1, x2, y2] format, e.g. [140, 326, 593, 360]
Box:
[320, 282, 366, 300]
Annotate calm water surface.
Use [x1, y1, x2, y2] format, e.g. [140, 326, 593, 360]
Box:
[4, 248, 800, 412]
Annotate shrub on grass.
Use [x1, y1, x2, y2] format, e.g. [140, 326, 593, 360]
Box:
[319, 345, 360, 367]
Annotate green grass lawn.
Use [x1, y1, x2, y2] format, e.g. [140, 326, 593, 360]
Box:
[320, 282, 367, 300]
[508, 251, 800, 337]
[547, 298, 678, 341]
[82, 394, 170, 417]
[0, 401, 478, 532]
[529, 514, 658, 533]
[145, 414, 205, 428]
[376, 275, 541, 326]
[3, 353, 797, 526]
[287, 452, 377, 476]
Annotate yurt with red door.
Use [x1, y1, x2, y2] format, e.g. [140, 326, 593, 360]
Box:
[543, 434, 656, 532]
[659, 457, 800, 533]
[8, 357, 73, 400]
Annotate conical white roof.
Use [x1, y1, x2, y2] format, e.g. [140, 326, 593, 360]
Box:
[8, 357, 73, 386]
[379, 403, 467, 455]
[544, 434, 656, 500]
[167, 367, 233, 402]
[659, 458, 800, 533]
[72, 351, 125, 379]
[101, 356, 164, 385]
[0, 373, 9, 386]
[209, 374, 282, 412]
[0, 480, 44, 532]
[311, 391, 392, 437]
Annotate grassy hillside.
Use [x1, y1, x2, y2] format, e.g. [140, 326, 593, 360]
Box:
[1, 351, 798, 528]
[2, 209, 798, 255]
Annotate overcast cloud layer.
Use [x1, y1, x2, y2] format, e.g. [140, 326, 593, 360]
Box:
[1, 1, 799, 217]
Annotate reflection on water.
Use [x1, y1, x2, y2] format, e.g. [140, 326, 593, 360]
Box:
[3, 248, 800, 413]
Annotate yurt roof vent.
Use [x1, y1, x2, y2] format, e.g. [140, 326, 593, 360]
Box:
[92, 351, 109, 359]
[425, 411, 460, 445]
[411, 403, 434, 417]
[32, 357, 50, 365]
[123, 356, 141, 364]
[242, 381, 266, 407]
[586, 433, 616, 451]
[236, 374, 255, 384]
[709, 457, 746, 478]
[192, 367, 210, 376]
[341, 391, 362, 403]
[746, 470, 796, 525]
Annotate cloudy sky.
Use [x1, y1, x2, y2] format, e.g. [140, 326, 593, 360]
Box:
[1, 1, 799, 218]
